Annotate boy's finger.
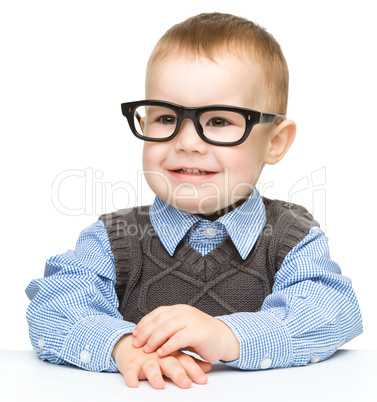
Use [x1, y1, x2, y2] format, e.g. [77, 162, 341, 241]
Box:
[123, 362, 141, 388]
[160, 356, 192, 389]
[142, 318, 184, 352]
[134, 306, 170, 336]
[197, 359, 213, 373]
[134, 312, 183, 349]
[142, 360, 166, 390]
[133, 320, 158, 347]
[178, 353, 210, 385]
[133, 309, 172, 343]
[157, 330, 189, 356]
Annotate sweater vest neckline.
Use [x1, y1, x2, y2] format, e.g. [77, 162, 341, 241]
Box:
[147, 232, 238, 282]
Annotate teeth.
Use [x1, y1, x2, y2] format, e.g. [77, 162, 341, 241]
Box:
[177, 168, 209, 175]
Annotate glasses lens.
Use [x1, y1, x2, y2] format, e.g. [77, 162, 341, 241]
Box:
[133, 105, 178, 139]
[200, 110, 246, 143]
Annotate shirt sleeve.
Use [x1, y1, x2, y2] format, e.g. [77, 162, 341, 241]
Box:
[25, 220, 136, 372]
[216, 226, 363, 370]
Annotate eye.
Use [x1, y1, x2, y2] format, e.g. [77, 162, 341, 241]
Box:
[159, 115, 177, 125]
[207, 118, 230, 127]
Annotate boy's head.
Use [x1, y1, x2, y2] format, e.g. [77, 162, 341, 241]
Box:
[147, 12, 289, 115]
[138, 13, 296, 215]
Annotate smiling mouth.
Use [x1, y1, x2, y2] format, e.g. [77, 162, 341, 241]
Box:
[173, 168, 214, 175]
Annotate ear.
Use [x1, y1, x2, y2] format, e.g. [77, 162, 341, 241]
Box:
[264, 119, 296, 165]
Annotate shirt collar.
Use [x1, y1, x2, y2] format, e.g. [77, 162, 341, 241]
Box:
[217, 189, 266, 259]
[149, 197, 200, 256]
[149, 188, 266, 259]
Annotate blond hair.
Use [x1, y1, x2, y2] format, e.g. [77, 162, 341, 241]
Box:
[147, 12, 289, 114]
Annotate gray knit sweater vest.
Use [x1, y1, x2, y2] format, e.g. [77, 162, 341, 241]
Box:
[99, 198, 318, 324]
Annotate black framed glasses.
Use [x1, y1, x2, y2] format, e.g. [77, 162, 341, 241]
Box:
[121, 100, 286, 146]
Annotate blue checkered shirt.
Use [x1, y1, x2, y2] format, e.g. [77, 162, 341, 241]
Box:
[25, 189, 363, 371]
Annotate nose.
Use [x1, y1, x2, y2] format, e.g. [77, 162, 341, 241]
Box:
[173, 118, 207, 153]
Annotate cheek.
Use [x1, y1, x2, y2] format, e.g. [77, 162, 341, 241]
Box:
[220, 146, 263, 189]
[142, 143, 166, 171]
[222, 147, 256, 175]
[142, 144, 163, 180]
[142, 144, 171, 199]
[142, 144, 153, 171]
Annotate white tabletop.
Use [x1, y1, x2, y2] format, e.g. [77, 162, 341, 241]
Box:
[0, 349, 375, 402]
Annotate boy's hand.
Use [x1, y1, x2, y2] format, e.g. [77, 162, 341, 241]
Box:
[112, 333, 212, 389]
[132, 305, 240, 362]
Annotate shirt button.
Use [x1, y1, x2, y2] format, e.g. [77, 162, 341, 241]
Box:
[80, 349, 91, 364]
[38, 338, 45, 348]
[260, 357, 272, 369]
[310, 355, 320, 363]
[204, 227, 218, 239]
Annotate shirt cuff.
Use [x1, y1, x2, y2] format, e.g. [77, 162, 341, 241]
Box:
[216, 311, 292, 370]
[40, 316, 136, 372]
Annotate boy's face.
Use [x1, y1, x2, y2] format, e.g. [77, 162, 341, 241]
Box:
[143, 52, 276, 215]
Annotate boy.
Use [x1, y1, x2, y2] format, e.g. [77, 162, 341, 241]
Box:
[25, 13, 363, 390]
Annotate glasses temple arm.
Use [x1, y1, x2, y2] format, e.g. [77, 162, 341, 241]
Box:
[259, 112, 287, 124]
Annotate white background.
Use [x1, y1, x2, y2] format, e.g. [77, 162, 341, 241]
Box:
[0, 0, 376, 351]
